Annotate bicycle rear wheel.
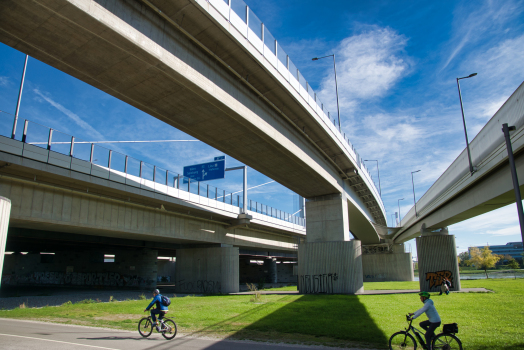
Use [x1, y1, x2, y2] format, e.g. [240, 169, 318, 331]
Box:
[138, 317, 153, 337]
[389, 331, 417, 350]
[161, 318, 177, 340]
[432, 333, 462, 350]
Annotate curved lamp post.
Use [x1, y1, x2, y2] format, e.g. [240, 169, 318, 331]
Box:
[456, 73, 477, 174]
[312, 54, 341, 131]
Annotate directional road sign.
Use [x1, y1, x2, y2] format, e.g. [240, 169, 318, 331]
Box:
[183, 159, 225, 182]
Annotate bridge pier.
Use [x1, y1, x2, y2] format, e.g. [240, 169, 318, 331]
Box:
[362, 243, 414, 282]
[0, 197, 11, 289]
[299, 195, 363, 294]
[416, 227, 460, 292]
[175, 245, 239, 294]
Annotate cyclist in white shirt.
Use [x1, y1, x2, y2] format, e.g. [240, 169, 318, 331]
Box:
[409, 291, 441, 350]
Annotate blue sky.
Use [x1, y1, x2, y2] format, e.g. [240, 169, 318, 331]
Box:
[0, 0, 523, 255]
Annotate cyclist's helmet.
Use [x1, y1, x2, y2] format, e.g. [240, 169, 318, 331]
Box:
[153, 289, 160, 294]
[419, 291, 430, 298]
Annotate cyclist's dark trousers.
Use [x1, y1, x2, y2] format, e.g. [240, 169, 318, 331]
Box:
[151, 309, 164, 323]
[420, 320, 441, 349]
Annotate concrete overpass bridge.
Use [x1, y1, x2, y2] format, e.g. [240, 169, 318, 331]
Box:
[394, 81, 524, 243]
[389, 82, 524, 293]
[0, 0, 396, 293]
[0, 116, 307, 292]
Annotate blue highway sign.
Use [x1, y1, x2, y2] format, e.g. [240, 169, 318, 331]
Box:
[183, 159, 225, 182]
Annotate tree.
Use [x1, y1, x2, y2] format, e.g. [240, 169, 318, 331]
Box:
[458, 251, 470, 267]
[508, 259, 520, 270]
[467, 246, 501, 278]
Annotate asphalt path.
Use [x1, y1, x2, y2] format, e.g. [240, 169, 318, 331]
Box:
[0, 319, 375, 350]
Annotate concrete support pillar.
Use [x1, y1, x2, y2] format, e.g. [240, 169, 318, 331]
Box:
[264, 257, 277, 283]
[416, 228, 460, 292]
[175, 246, 239, 294]
[362, 244, 414, 282]
[298, 240, 363, 294]
[0, 197, 11, 289]
[306, 194, 349, 242]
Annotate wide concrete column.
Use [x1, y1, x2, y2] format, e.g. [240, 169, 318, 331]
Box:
[175, 246, 239, 294]
[416, 228, 460, 292]
[306, 194, 349, 242]
[264, 257, 277, 283]
[298, 240, 363, 294]
[362, 244, 414, 282]
[0, 197, 11, 289]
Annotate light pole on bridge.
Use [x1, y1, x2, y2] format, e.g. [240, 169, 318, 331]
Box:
[312, 54, 341, 132]
[411, 170, 421, 217]
[398, 198, 404, 226]
[456, 73, 477, 175]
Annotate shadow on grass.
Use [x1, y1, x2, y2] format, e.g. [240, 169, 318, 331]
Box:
[200, 294, 388, 349]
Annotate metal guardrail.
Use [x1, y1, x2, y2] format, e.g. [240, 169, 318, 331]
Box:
[203, 0, 384, 213]
[0, 111, 306, 227]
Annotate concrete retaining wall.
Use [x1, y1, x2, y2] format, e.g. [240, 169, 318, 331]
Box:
[362, 251, 414, 282]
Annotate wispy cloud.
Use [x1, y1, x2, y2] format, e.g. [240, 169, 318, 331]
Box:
[0, 76, 8, 86]
[33, 89, 106, 141]
[441, 0, 523, 71]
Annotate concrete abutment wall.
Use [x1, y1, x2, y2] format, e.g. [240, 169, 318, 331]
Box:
[362, 244, 414, 282]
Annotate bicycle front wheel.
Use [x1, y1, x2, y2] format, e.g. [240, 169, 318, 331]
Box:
[432, 333, 462, 350]
[161, 318, 177, 340]
[138, 317, 153, 337]
[389, 331, 417, 350]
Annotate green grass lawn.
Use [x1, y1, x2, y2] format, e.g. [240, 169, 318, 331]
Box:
[1, 279, 522, 349]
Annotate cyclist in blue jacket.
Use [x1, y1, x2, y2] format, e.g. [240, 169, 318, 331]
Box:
[409, 291, 441, 350]
[143, 289, 168, 330]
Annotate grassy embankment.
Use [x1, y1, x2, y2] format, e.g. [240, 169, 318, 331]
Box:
[0, 279, 522, 349]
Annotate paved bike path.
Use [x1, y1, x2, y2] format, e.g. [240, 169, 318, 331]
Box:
[0, 318, 379, 350]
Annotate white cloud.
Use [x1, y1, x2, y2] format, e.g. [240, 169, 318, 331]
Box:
[317, 26, 411, 113]
[0, 76, 8, 86]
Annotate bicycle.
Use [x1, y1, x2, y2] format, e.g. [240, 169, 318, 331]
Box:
[138, 311, 177, 340]
[389, 315, 462, 350]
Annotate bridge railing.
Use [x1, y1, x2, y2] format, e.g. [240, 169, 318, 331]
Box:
[204, 0, 383, 212]
[0, 111, 305, 228]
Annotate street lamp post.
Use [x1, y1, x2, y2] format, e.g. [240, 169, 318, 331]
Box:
[12, 54, 29, 139]
[456, 73, 477, 174]
[502, 123, 524, 247]
[363, 159, 381, 196]
[312, 54, 341, 131]
[411, 170, 421, 217]
[398, 198, 404, 226]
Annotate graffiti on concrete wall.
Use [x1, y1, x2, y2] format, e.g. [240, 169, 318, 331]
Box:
[177, 279, 221, 294]
[425, 270, 453, 289]
[1, 272, 155, 288]
[299, 273, 338, 294]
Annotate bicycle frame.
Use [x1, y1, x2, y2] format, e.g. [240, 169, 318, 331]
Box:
[405, 316, 427, 349]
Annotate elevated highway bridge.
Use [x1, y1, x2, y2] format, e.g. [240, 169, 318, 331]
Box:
[0, 0, 389, 293]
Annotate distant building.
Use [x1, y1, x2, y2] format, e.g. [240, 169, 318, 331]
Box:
[470, 242, 523, 260]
